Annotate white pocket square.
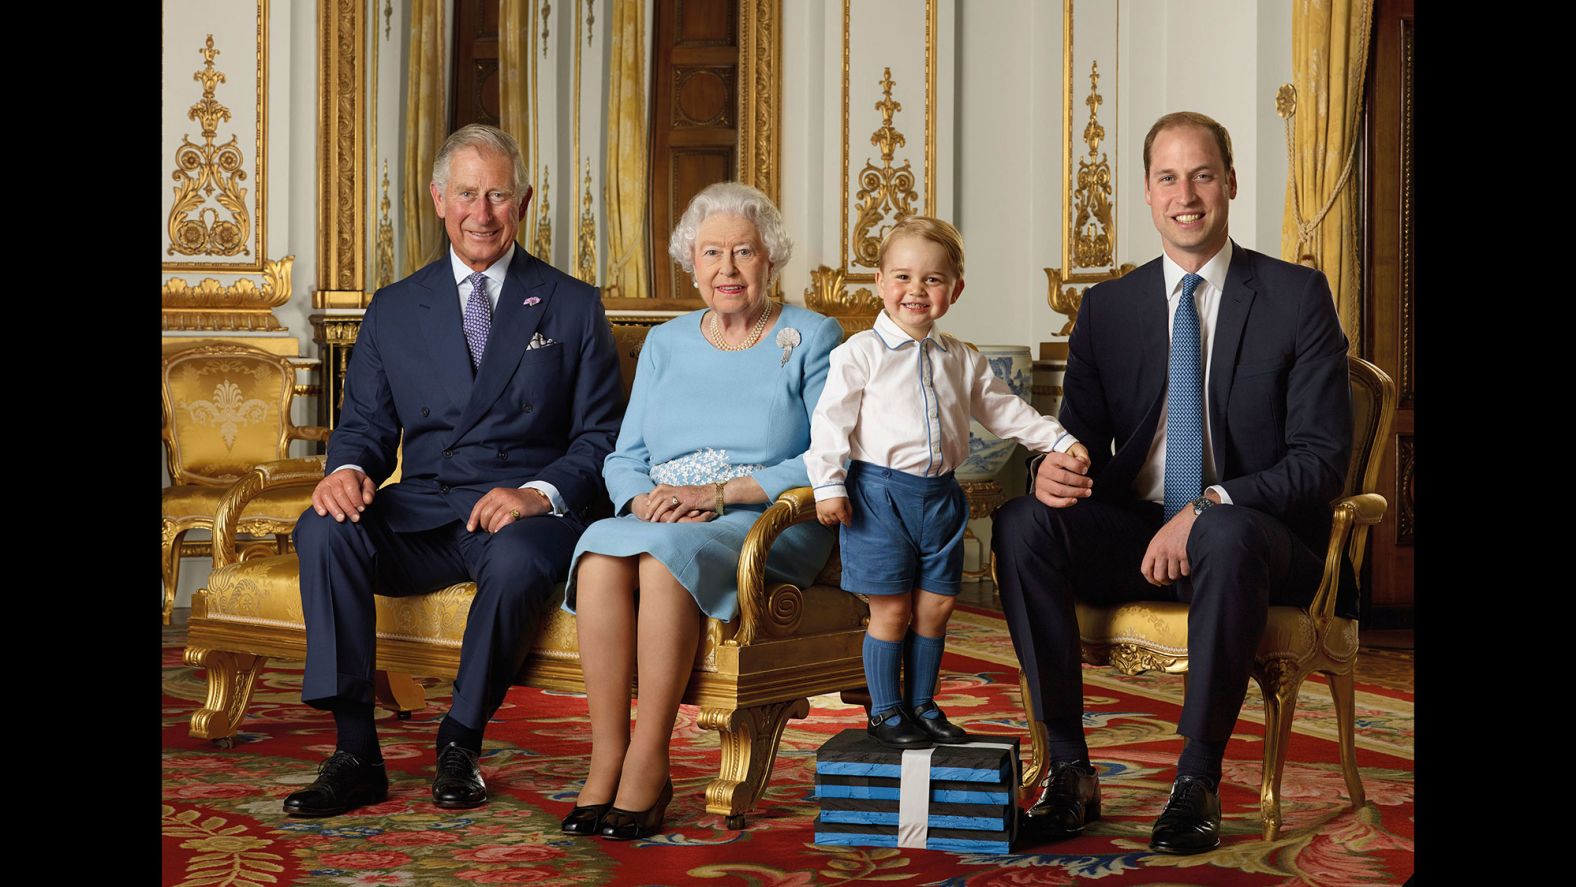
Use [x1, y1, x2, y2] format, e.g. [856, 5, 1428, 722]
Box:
[526, 332, 559, 350]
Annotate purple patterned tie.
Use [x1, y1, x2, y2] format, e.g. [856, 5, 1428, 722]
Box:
[462, 271, 491, 372]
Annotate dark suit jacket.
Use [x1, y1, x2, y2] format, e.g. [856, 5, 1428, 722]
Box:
[326, 248, 623, 534]
[1061, 242, 1357, 615]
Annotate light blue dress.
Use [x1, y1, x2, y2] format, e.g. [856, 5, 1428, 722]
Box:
[564, 304, 843, 620]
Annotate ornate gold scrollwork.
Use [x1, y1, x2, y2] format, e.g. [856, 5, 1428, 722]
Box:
[1044, 264, 1135, 336]
[533, 166, 554, 262]
[375, 161, 394, 290]
[383, 0, 393, 40]
[850, 68, 918, 270]
[585, 0, 594, 43]
[163, 256, 295, 331]
[541, 0, 552, 53]
[576, 163, 596, 284]
[1072, 61, 1114, 269]
[739, 0, 781, 212]
[1105, 643, 1183, 676]
[168, 35, 252, 259]
[764, 583, 804, 637]
[803, 266, 881, 335]
[699, 698, 810, 821]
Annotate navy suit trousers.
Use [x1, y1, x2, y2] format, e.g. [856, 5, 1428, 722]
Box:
[992, 495, 1324, 744]
[295, 498, 578, 731]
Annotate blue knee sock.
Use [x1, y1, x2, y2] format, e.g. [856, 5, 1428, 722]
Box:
[904, 630, 946, 716]
[863, 633, 905, 723]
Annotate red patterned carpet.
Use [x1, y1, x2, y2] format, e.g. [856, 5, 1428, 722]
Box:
[162, 605, 1413, 885]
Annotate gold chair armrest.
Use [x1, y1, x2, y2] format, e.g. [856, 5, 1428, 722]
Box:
[211, 456, 328, 568]
[290, 425, 332, 444]
[1308, 493, 1389, 619]
[732, 486, 819, 647]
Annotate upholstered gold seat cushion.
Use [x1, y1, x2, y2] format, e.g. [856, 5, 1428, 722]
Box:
[163, 484, 316, 526]
[202, 555, 572, 650]
[1075, 600, 1356, 663]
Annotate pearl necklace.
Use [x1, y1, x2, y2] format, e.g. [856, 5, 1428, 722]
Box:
[706, 301, 774, 351]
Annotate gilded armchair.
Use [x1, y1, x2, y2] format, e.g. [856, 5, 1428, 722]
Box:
[161, 344, 328, 624]
[1017, 355, 1396, 840]
[183, 324, 872, 829]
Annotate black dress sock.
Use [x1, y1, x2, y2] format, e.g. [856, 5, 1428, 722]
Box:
[1044, 716, 1090, 766]
[437, 714, 484, 754]
[1176, 736, 1225, 788]
[333, 702, 382, 763]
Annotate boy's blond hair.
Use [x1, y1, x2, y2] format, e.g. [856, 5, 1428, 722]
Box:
[876, 215, 965, 278]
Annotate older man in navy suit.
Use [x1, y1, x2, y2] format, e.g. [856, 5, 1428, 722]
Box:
[283, 124, 623, 817]
[993, 112, 1352, 854]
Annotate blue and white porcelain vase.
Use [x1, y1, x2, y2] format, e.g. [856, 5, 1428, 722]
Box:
[957, 344, 1035, 482]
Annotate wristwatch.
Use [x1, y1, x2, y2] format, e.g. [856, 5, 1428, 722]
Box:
[1190, 495, 1216, 517]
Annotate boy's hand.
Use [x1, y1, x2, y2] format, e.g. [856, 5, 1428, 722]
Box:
[817, 497, 852, 527]
[1067, 441, 1091, 467]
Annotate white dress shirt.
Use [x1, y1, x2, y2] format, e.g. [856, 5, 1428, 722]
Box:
[1131, 240, 1233, 507]
[808, 311, 1078, 502]
[332, 245, 566, 517]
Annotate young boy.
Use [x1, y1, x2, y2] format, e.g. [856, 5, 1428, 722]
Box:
[807, 216, 1091, 748]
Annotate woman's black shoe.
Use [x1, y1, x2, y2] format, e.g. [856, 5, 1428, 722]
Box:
[560, 801, 614, 836]
[598, 778, 674, 840]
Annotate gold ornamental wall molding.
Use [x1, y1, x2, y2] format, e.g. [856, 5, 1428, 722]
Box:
[163, 256, 295, 332]
[577, 162, 598, 284]
[375, 161, 395, 290]
[803, 266, 881, 336]
[316, 0, 368, 308]
[533, 167, 554, 262]
[1046, 0, 1129, 335]
[850, 67, 918, 271]
[164, 1, 268, 274]
[738, 0, 782, 213]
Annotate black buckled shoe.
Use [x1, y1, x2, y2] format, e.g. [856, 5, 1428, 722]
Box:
[431, 742, 487, 809]
[599, 778, 674, 841]
[910, 701, 970, 744]
[1023, 760, 1100, 840]
[561, 801, 614, 836]
[282, 751, 389, 817]
[1149, 775, 1221, 854]
[867, 707, 934, 749]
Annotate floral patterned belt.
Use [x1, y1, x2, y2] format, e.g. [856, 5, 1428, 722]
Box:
[649, 448, 764, 486]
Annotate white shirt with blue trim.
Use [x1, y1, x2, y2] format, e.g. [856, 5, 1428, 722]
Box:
[807, 310, 1078, 502]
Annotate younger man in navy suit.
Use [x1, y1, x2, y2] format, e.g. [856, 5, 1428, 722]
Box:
[994, 112, 1351, 853]
[284, 124, 623, 816]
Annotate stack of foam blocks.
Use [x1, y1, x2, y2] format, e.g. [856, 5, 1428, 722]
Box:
[812, 729, 1021, 852]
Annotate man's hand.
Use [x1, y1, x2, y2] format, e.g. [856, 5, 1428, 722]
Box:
[1034, 445, 1093, 508]
[1139, 492, 1219, 586]
[313, 468, 376, 522]
[816, 497, 852, 527]
[635, 484, 717, 523]
[467, 487, 551, 533]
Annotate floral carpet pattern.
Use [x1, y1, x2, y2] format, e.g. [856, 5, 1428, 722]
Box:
[163, 606, 1413, 885]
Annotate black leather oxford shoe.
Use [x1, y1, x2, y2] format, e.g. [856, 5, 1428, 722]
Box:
[431, 742, 487, 809]
[1149, 775, 1221, 854]
[867, 707, 934, 749]
[282, 751, 389, 817]
[1023, 760, 1100, 839]
[910, 701, 970, 744]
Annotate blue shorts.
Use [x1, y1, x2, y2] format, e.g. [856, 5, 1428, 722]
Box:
[839, 460, 968, 597]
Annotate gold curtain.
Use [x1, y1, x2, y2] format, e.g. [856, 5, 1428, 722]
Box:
[499, 0, 531, 249]
[402, 0, 449, 277]
[1281, 0, 1374, 352]
[602, 0, 650, 299]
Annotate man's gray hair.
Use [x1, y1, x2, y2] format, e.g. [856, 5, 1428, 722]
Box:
[431, 123, 529, 197]
[667, 182, 793, 286]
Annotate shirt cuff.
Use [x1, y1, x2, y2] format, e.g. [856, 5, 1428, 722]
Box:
[1206, 484, 1233, 506]
[812, 483, 848, 502]
[1050, 434, 1078, 454]
[521, 480, 567, 517]
[330, 464, 365, 476]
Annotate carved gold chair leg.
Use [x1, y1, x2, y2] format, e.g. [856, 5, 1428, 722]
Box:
[1326, 668, 1367, 810]
[1253, 660, 1307, 841]
[700, 697, 810, 829]
[184, 646, 268, 748]
[375, 670, 427, 719]
[162, 524, 187, 625]
[1017, 671, 1049, 791]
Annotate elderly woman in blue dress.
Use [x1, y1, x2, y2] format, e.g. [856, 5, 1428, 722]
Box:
[559, 182, 842, 840]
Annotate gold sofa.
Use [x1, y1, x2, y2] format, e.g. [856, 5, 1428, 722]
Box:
[1018, 355, 1396, 840]
[162, 344, 329, 624]
[183, 324, 870, 829]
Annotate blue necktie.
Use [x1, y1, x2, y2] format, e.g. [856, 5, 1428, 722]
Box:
[1163, 273, 1204, 521]
[462, 272, 491, 372]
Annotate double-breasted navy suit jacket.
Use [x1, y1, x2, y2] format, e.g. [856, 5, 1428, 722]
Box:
[1060, 243, 1357, 615]
[325, 248, 623, 535]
